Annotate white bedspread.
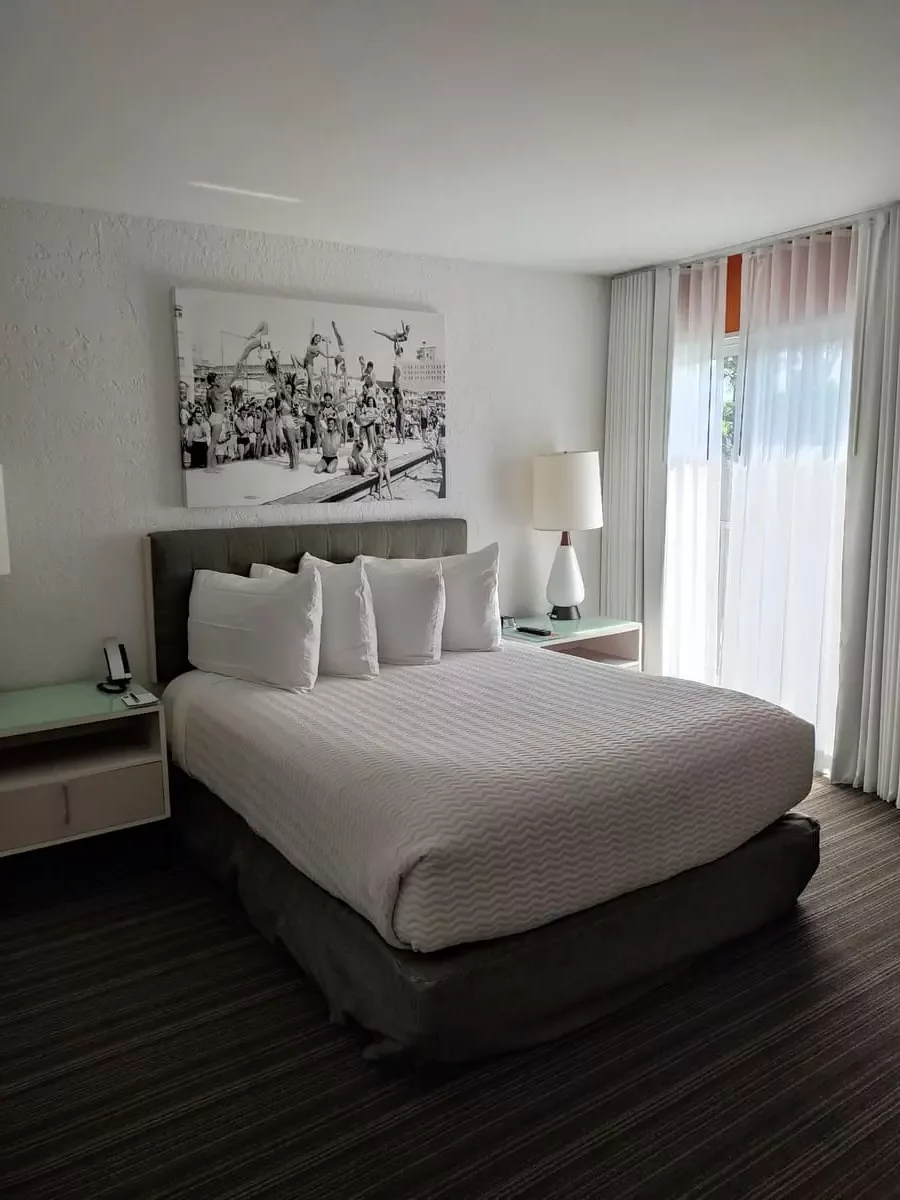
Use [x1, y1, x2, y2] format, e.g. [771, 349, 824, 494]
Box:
[164, 644, 814, 952]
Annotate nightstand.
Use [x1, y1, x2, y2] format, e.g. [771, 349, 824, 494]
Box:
[505, 616, 643, 670]
[0, 682, 169, 857]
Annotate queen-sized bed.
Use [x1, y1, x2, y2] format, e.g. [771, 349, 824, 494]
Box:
[147, 517, 819, 1061]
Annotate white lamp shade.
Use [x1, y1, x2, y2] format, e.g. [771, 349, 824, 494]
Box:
[533, 451, 603, 531]
[0, 466, 9, 575]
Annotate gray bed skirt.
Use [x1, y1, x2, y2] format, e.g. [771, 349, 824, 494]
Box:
[171, 768, 820, 1063]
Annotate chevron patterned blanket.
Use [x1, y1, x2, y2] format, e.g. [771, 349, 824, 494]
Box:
[165, 644, 813, 952]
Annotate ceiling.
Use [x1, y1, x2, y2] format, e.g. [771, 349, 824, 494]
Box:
[2, 0, 899, 273]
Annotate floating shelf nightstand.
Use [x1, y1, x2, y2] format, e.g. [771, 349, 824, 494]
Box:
[0, 682, 169, 856]
[505, 616, 642, 670]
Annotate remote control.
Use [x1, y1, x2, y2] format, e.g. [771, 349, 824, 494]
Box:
[516, 626, 554, 637]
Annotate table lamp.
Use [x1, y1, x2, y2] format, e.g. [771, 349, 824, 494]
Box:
[533, 450, 602, 620]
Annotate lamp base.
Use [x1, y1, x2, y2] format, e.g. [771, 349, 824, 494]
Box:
[549, 604, 581, 622]
[545, 533, 586, 621]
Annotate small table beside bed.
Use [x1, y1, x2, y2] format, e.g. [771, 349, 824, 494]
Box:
[145, 517, 820, 1063]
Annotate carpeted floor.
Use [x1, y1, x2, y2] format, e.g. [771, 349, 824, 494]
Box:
[4, 778, 900, 1199]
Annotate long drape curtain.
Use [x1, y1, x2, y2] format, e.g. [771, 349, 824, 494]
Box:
[600, 268, 674, 674]
[720, 232, 858, 767]
[833, 207, 900, 801]
[661, 259, 726, 682]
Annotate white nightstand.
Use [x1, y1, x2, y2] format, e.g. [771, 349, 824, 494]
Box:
[505, 616, 643, 670]
[0, 682, 169, 857]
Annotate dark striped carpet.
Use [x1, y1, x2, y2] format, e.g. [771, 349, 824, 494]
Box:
[4, 778, 900, 1199]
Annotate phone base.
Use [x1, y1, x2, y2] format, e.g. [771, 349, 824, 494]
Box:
[97, 680, 129, 695]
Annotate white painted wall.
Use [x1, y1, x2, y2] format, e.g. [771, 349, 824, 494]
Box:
[0, 198, 609, 688]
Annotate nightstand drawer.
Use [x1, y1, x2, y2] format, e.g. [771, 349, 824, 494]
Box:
[67, 762, 166, 835]
[0, 783, 69, 852]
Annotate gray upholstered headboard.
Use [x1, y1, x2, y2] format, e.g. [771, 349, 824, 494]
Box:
[144, 518, 467, 683]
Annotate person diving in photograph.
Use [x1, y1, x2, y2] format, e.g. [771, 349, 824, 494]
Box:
[373, 321, 411, 356]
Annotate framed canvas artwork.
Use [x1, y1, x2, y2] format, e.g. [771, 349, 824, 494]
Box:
[174, 288, 447, 507]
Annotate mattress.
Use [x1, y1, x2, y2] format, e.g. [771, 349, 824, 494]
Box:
[164, 644, 814, 953]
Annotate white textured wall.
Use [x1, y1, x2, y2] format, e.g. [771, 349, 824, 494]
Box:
[0, 198, 609, 688]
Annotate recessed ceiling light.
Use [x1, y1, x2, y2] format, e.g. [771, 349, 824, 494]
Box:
[188, 181, 303, 204]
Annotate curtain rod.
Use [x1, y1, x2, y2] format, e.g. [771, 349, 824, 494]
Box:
[617, 198, 897, 278]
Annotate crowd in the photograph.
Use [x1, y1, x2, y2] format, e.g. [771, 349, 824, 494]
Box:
[179, 319, 445, 500]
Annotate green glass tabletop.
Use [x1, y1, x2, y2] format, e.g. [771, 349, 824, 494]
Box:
[507, 615, 639, 641]
[0, 682, 155, 736]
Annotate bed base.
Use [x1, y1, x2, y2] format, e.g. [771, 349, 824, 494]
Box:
[171, 768, 819, 1063]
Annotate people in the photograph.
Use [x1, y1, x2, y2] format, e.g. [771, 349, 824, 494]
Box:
[178, 381, 192, 466]
[373, 321, 411, 355]
[321, 390, 337, 427]
[278, 387, 300, 468]
[303, 333, 326, 395]
[204, 336, 260, 469]
[437, 420, 447, 499]
[261, 347, 301, 467]
[245, 320, 270, 351]
[330, 321, 348, 382]
[358, 393, 378, 451]
[185, 407, 210, 469]
[262, 396, 278, 457]
[335, 385, 350, 443]
[422, 417, 439, 465]
[373, 396, 385, 443]
[314, 418, 341, 475]
[303, 384, 321, 450]
[234, 406, 252, 460]
[390, 353, 407, 444]
[359, 356, 376, 394]
[373, 434, 393, 500]
[348, 437, 370, 475]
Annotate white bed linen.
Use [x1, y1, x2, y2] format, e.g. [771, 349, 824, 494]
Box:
[165, 644, 814, 953]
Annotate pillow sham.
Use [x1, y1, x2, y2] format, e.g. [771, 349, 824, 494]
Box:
[252, 557, 379, 679]
[188, 567, 321, 692]
[363, 543, 501, 652]
[435, 542, 501, 652]
[314, 553, 445, 666]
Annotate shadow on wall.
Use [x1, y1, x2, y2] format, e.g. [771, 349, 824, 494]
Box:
[491, 451, 581, 616]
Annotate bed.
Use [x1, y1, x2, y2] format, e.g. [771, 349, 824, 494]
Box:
[147, 518, 820, 1061]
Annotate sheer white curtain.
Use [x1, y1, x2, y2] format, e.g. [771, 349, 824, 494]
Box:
[720, 231, 858, 766]
[601, 268, 675, 674]
[833, 208, 900, 802]
[661, 259, 726, 681]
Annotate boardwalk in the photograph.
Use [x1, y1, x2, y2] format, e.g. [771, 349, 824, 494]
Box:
[183, 436, 444, 507]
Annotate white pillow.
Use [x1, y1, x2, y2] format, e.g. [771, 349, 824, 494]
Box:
[188, 568, 321, 692]
[437, 543, 501, 651]
[353, 555, 445, 666]
[252, 557, 379, 679]
[363, 544, 501, 652]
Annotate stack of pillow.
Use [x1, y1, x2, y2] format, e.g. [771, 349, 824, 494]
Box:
[187, 542, 501, 692]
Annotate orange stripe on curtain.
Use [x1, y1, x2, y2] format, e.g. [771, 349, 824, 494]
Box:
[725, 254, 742, 334]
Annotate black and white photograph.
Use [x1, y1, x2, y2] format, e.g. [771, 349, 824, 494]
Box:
[174, 288, 447, 507]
